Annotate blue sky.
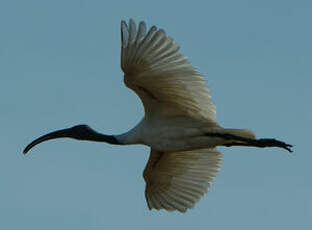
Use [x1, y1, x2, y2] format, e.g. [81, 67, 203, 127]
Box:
[1, 0, 311, 229]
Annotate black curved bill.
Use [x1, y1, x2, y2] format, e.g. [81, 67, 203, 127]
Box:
[23, 128, 72, 154]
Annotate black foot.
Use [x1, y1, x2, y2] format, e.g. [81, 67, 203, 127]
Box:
[255, 138, 293, 153]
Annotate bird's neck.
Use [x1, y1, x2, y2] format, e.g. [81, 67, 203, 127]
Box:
[82, 132, 121, 145]
[115, 121, 144, 145]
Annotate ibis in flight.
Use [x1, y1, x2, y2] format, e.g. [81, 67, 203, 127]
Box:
[24, 19, 292, 213]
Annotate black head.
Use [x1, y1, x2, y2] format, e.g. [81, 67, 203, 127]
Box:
[23, 124, 120, 154]
[67, 124, 94, 139]
[23, 124, 93, 154]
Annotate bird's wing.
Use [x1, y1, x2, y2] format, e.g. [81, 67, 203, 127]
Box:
[121, 19, 216, 123]
[143, 148, 223, 212]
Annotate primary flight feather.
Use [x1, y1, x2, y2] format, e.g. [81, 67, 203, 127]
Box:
[23, 19, 292, 213]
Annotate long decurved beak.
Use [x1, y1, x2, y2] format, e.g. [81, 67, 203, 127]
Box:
[23, 128, 72, 154]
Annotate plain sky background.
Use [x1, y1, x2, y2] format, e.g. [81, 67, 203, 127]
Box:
[1, 0, 311, 229]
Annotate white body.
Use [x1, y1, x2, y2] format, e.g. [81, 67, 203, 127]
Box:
[117, 116, 224, 153]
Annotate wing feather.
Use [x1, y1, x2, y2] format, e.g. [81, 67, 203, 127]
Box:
[143, 148, 223, 212]
[121, 19, 216, 122]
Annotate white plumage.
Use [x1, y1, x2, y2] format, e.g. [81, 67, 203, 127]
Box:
[119, 19, 232, 212]
[143, 149, 222, 212]
[120, 20, 216, 122]
[23, 19, 292, 213]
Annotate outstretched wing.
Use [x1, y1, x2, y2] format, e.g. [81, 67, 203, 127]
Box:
[143, 148, 223, 212]
[121, 19, 216, 123]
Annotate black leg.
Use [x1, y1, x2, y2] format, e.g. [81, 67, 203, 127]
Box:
[205, 132, 293, 152]
[224, 138, 293, 152]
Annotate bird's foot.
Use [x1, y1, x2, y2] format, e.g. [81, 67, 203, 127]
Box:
[255, 138, 293, 153]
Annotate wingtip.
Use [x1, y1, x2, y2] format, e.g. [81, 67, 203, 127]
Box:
[120, 19, 126, 24]
[121, 20, 129, 48]
[129, 18, 135, 25]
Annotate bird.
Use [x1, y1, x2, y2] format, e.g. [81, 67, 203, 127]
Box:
[23, 19, 292, 213]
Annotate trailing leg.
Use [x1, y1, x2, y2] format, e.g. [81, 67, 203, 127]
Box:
[205, 130, 293, 152]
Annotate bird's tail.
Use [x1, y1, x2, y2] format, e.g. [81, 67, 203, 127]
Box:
[223, 129, 256, 140]
[205, 128, 256, 146]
